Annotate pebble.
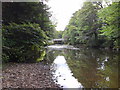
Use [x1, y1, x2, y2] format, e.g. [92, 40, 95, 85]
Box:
[2, 63, 60, 88]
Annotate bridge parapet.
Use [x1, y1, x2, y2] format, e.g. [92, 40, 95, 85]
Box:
[53, 39, 64, 44]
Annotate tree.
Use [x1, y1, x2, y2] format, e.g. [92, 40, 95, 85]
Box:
[2, 2, 55, 39]
[63, 2, 102, 47]
[2, 2, 55, 62]
[63, 2, 120, 49]
[98, 2, 120, 49]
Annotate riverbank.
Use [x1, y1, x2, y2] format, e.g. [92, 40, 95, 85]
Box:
[2, 63, 60, 88]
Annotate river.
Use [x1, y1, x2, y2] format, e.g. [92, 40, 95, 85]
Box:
[45, 44, 119, 88]
[3, 44, 119, 88]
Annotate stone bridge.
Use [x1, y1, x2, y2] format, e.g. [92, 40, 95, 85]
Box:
[53, 39, 65, 44]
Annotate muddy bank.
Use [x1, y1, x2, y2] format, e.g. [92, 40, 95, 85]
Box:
[2, 63, 60, 88]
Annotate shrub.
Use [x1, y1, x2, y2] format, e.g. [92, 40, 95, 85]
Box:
[2, 23, 47, 62]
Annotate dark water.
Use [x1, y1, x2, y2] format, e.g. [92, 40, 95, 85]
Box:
[44, 45, 119, 88]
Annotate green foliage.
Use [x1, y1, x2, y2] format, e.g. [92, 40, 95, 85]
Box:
[54, 31, 63, 39]
[2, 2, 55, 40]
[98, 2, 120, 49]
[2, 53, 9, 63]
[63, 2, 120, 49]
[36, 50, 46, 62]
[63, 2, 101, 47]
[2, 2, 47, 25]
[2, 2, 56, 62]
[2, 23, 47, 62]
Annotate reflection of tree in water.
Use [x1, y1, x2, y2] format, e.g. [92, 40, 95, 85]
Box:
[64, 49, 101, 88]
[45, 49, 65, 64]
[45, 47, 118, 88]
[97, 51, 119, 88]
[64, 49, 118, 88]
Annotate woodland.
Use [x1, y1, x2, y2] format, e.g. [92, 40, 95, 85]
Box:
[2, 1, 120, 63]
[63, 2, 120, 49]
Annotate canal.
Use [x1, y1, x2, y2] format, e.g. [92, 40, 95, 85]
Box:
[45, 44, 119, 88]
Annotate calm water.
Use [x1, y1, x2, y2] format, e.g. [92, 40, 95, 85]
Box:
[45, 45, 119, 88]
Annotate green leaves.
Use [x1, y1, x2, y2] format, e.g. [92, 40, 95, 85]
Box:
[2, 23, 47, 62]
[98, 2, 120, 48]
[63, 2, 120, 49]
[63, 2, 100, 46]
[2, 2, 56, 62]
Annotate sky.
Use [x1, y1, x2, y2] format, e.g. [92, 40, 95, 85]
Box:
[45, 0, 84, 31]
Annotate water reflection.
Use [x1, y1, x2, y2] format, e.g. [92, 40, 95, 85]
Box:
[51, 56, 83, 88]
[46, 45, 79, 50]
[46, 45, 119, 88]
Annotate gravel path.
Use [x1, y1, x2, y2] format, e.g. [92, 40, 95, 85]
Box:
[2, 63, 60, 88]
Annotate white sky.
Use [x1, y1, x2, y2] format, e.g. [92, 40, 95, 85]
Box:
[45, 0, 84, 31]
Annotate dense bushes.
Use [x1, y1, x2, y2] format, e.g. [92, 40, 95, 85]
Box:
[2, 2, 56, 62]
[2, 23, 47, 62]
